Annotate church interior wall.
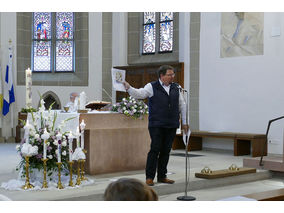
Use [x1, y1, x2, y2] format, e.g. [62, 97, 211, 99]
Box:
[127, 12, 179, 65]
[0, 12, 104, 139]
[189, 12, 200, 130]
[111, 13, 128, 103]
[101, 13, 112, 102]
[200, 12, 284, 154]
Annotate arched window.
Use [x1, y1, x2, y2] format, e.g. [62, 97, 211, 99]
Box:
[142, 12, 173, 55]
[142, 12, 156, 54]
[159, 12, 173, 52]
[32, 12, 75, 72]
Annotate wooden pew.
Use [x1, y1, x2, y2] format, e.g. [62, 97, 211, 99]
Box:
[172, 130, 267, 157]
[244, 188, 284, 201]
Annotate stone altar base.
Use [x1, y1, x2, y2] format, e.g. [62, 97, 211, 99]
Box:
[80, 113, 150, 175]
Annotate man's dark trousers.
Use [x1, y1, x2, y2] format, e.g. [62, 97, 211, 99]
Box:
[146, 127, 177, 180]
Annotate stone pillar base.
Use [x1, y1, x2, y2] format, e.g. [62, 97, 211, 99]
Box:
[0, 137, 5, 143]
[6, 137, 16, 143]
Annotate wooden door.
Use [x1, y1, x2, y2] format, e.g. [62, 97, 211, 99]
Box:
[114, 62, 184, 102]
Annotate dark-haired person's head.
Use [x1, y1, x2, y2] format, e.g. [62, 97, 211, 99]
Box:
[104, 178, 158, 201]
[157, 65, 175, 86]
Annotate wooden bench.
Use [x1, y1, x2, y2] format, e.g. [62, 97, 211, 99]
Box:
[244, 188, 284, 201]
[172, 130, 267, 157]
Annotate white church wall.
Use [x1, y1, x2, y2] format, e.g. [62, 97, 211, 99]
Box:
[112, 12, 128, 103]
[0, 12, 103, 139]
[200, 12, 284, 154]
[179, 12, 190, 96]
[0, 12, 17, 139]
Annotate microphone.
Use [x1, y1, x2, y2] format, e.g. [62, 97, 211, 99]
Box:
[175, 83, 187, 92]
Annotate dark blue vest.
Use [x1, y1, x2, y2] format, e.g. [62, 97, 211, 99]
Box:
[148, 81, 180, 128]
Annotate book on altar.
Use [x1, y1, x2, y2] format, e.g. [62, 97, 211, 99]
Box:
[85, 100, 111, 110]
[112, 68, 126, 92]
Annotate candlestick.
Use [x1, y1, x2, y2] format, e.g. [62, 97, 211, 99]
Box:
[80, 149, 87, 181]
[43, 140, 47, 160]
[56, 162, 64, 189]
[68, 138, 73, 162]
[80, 120, 86, 150]
[24, 120, 32, 144]
[76, 127, 80, 148]
[57, 143, 61, 163]
[68, 131, 74, 162]
[75, 160, 81, 186]
[41, 129, 50, 160]
[41, 158, 48, 188]
[80, 130, 84, 150]
[79, 92, 86, 110]
[68, 161, 74, 187]
[25, 68, 32, 109]
[22, 156, 34, 190]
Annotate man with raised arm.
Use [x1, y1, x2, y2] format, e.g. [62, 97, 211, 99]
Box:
[123, 65, 188, 186]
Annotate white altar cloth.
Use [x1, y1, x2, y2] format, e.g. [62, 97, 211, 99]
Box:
[27, 110, 79, 133]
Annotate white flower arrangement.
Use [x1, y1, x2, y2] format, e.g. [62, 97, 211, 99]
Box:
[16, 96, 76, 179]
[112, 96, 148, 119]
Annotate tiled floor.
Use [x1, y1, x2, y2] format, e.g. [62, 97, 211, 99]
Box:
[0, 143, 284, 201]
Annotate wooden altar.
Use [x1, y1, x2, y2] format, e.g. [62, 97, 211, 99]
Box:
[79, 113, 150, 175]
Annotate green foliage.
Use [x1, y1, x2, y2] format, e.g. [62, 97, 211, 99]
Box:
[21, 108, 37, 113]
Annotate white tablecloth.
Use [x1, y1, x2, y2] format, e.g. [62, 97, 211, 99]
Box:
[28, 110, 79, 133]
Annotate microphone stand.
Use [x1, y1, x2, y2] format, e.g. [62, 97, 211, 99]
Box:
[259, 116, 284, 166]
[177, 88, 196, 201]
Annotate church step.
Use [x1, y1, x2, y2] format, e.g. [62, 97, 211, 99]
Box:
[244, 188, 284, 201]
[153, 170, 271, 197]
[56, 170, 271, 201]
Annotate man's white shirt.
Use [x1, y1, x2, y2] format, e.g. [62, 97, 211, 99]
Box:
[127, 79, 187, 125]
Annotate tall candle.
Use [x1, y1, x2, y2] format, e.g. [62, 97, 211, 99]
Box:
[68, 138, 73, 162]
[80, 120, 86, 150]
[43, 140, 47, 159]
[24, 120, 31, 144]
[79, 92, 86, 110]
[25, 68, 32, 108]
[68, 132, 74, 162]
[41, 128, 50, 160]
[81, 129, 84, 150]
[57, 143, 61, 163]
[76, 127, 80, 148]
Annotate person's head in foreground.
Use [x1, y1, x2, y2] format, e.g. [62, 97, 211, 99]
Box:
[104, 178, 158, 201]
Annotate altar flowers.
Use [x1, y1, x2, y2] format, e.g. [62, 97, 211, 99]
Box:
[111, 96, 148, 119]
[16, 97, 75, 180]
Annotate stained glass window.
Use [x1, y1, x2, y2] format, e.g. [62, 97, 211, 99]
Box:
[142, 12, 156, 54]
[159, 12, 173, 52]
[55, 12, 74, 71]
[33, 12, 52, 71]
[32, 12, 74, 72]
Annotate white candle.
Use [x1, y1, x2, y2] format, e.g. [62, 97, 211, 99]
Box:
[68, 132, 74, 162]
[25, 68, 32, 108]
[80, 120, 86, 150]
[43, 140, 47, 159]
[76, 127, 80, 148]
[24, 120, 31, 144]
[68, 138, 73, 162]
[57, 143, 61, 163]
[81, 129, 85, 150]
[41, 128, 50, 160]
[79, 92, 86, 110]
